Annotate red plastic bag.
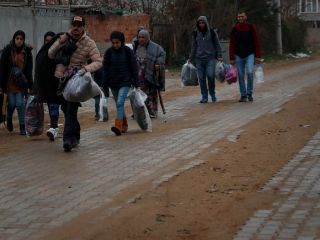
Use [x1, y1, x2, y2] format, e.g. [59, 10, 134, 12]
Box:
[225, 64, 238, 84]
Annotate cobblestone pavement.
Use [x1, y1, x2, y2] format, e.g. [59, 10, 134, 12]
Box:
[0, 61, 320, 240]
[234, 131, 320, 240]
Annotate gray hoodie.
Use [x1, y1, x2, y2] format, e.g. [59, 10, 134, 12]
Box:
[190, 16, 222, 61]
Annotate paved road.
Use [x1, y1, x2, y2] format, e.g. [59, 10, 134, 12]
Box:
[0, 59, 320, 240]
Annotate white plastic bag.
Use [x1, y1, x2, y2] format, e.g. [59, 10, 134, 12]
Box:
[62, 72, 101, 102]
[255, 64, 264, 84]
[130, 89, 152, 132]
[98, 91, 108, 122]
[181, 62, 199, 86]
[215, 61, 226, 83]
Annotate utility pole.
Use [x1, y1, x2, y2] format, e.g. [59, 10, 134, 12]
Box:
[276, 0, 283, 54]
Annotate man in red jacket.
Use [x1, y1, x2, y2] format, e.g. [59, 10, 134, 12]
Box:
[229, 11, 261, 102]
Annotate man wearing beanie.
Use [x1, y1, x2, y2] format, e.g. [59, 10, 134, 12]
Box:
[133, 29, 166, 118]
[189, 16, 222, 103]
[47, 15, 102, 152]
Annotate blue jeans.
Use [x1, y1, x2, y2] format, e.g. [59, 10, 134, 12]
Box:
[111, 86, 129, 119]
[7, 92, 25, 125]
[235, 54, 255, 97]
[48, 104, 59, 128]
[195, 59, 216, 101]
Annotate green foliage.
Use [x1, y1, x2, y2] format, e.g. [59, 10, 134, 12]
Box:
[282, 17, 307, 53]
[263, 53, 289, 62]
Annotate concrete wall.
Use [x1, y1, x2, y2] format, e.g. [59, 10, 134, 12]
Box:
[306, 28, 320, 45]
[0, 6, 70, 54]
[0, 7, 150, 56]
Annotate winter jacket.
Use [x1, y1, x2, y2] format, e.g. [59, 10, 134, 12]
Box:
[0, 43, 33, 93]
[48, 31, 102, 77]
[103, 45, 141, 90]
[34, 33, 62, 103]
[190, 16, 222, 62]
[229, 22, 261, 60]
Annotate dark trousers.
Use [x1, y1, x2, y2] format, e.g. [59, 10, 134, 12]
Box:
[61, 101, 80, 143]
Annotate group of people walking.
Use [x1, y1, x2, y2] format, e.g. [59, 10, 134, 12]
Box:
[189, 11, 261, 103]
[0, 15, 166, 152]
[0, 10, 261, 153]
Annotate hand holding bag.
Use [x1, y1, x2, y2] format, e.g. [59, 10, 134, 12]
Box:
[62, 71, 101, 102]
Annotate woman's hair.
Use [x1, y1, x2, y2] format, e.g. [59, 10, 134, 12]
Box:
[13, 30, 25, 42]
[110, 31, 125, 46]
[44, 31, 55, 43]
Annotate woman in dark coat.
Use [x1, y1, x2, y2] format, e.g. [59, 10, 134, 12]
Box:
[0, 30, 33, 135]
[103, 31, 142, 136]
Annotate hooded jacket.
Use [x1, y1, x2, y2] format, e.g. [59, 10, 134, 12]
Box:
[0, 32, 33, 93]
[190, 16, 222, 62]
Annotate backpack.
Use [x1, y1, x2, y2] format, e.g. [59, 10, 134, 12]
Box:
[193, 28, 219, 46]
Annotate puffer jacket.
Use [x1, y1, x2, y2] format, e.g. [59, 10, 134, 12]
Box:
[48, 31, 102, 77]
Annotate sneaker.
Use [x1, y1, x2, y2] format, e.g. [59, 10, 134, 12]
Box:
[149, 112, 158, 118]
[94, 113, 99, 121]
[199, 99, 208, 103]
[46, 128, 59, 141]
[247, 95, 253, 102]
[238, 96, 247, 102]
[211, 96, 217, 102]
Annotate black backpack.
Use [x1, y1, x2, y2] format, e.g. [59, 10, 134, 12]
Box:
[193, 28, 220, 45]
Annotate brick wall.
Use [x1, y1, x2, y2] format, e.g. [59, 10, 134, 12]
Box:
[84, 14, 150, 52]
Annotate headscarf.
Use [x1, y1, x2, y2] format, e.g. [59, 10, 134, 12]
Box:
[12, 30, 26, 52]
[138, 30, 150, 44]
[44, 31, 55, 43]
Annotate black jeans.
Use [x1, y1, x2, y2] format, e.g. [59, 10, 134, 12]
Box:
[61, 100, 80, 143]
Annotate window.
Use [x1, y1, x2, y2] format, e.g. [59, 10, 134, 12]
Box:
[300, 0, 320, 12]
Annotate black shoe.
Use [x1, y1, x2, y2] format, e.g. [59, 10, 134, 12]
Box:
[63, 139, 75, 152]
[239, 96, 247, 102]
[211, 96, 217, 102]
[199, 99, 208, 103]
[63, 143, 72, 152]
[19, 124, 26, 135]
[7, 120, 13, 132]
[247, 95, 253, 102]
[94, 113, 99, 121]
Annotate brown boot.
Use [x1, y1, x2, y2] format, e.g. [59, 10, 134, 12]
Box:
[122, 117, 128, 133]
[111, 119, 123, 136]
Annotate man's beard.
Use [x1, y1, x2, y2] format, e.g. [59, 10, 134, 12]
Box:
[72, 30, 83, 40]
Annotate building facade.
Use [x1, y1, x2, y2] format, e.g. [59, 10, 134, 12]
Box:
[298, 0, 320, 45]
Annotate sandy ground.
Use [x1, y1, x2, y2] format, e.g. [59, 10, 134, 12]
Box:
[0, 57, 319, 240]
[25, 57, 320, 240]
